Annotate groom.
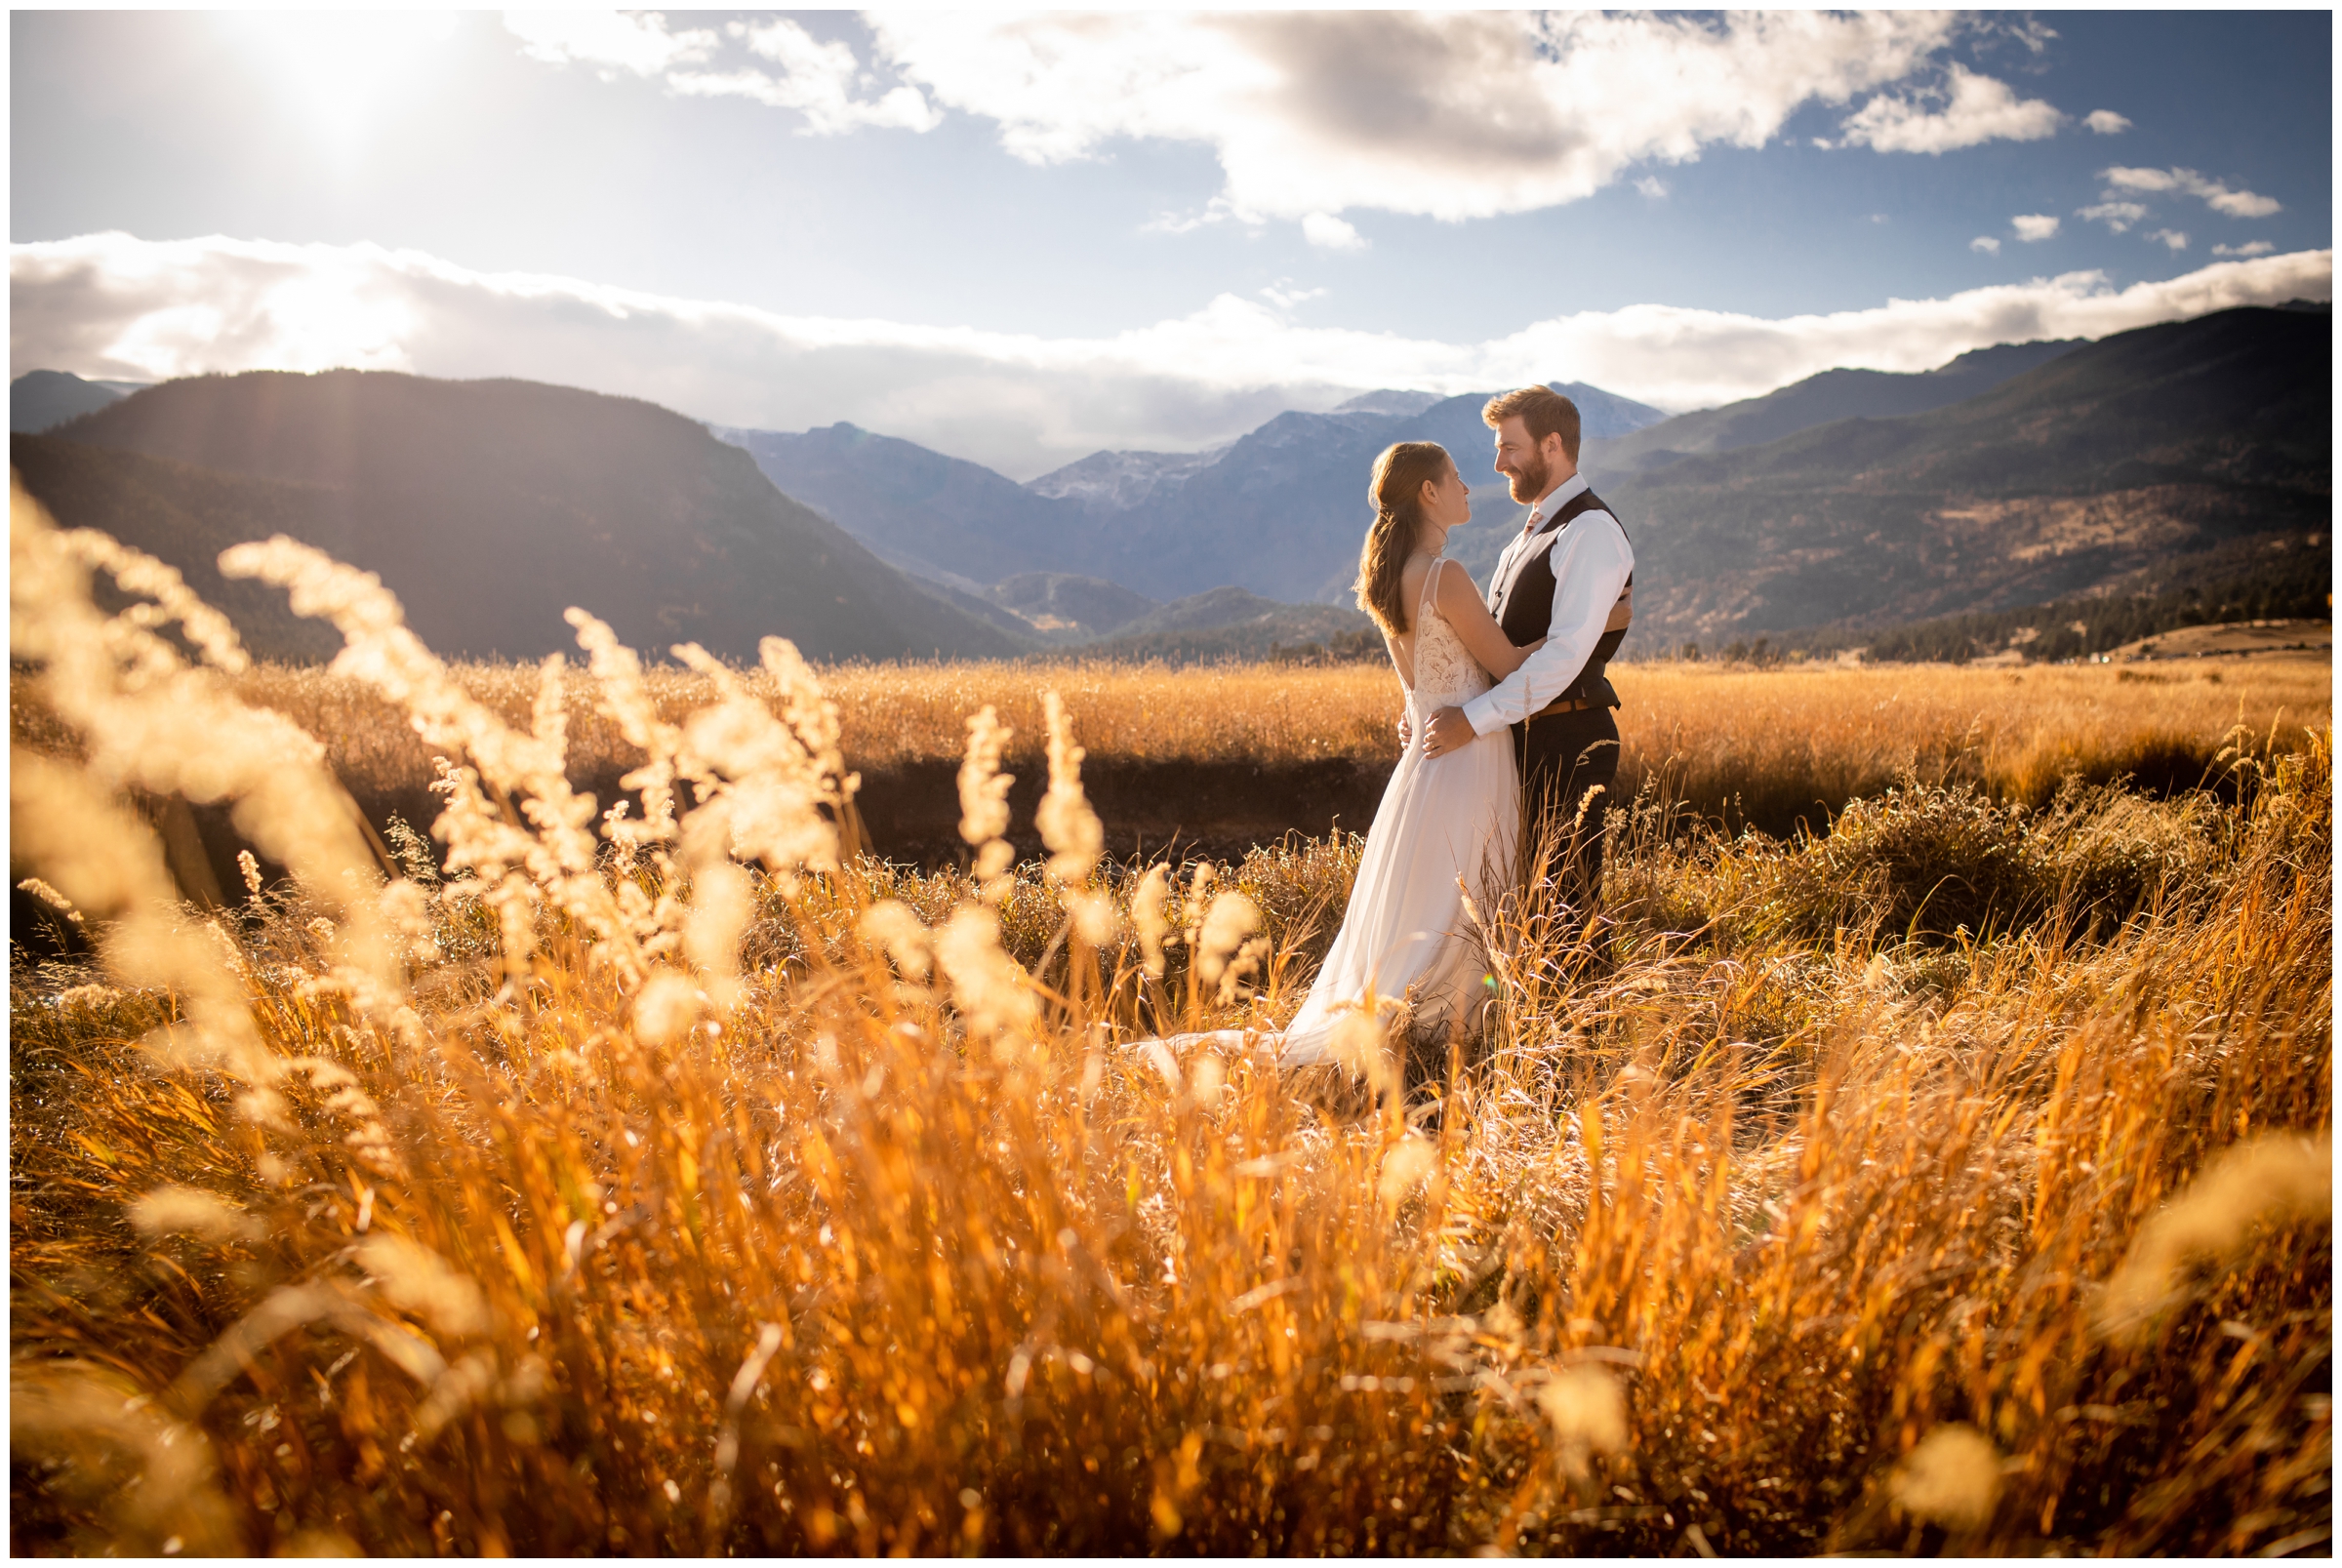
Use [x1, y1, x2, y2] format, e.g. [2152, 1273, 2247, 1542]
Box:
[1421, 385, 1635, 935]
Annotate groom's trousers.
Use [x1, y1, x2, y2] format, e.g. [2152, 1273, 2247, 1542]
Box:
[1514, 705, 1620, 941]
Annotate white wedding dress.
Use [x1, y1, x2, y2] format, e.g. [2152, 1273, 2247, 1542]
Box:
[1160, 558, 1520, 1068]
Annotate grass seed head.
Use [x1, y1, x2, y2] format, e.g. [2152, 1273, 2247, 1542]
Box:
[1890, 1424, 2004, 1533]
[1131, 864, 1172, 978]
[1538, 1365, 1630, 1468]
[353, 1231, 491, 1339]
[633, 969, 704, 1047]
[2097, 1131, 2333, 1343]
[957, 704, 1016, 884]
[1196, 889, 1262, 999]
[17, 875, 83, 922]
[1037, 690, 1105, 887]
[126, 1186, 260, 1244]
[934, 903, 1038, 1050]
[860, 899, 934, 982]
[1377, 1135, 1437, 1211]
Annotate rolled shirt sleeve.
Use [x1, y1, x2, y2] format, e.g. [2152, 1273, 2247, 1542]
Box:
[1460, 512, 1635, 736]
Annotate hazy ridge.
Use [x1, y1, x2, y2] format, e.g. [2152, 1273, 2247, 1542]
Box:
[11, 306, 2326, 667]
[15, 371, 1027, 663]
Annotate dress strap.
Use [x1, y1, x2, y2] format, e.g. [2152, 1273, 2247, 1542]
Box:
[1418, 556, 1445, 627]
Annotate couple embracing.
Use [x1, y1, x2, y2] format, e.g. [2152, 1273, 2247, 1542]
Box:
[1174, 386, 1634, 1081]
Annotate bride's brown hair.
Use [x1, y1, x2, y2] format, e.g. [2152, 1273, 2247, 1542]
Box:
[1355, 441, 1452, 638]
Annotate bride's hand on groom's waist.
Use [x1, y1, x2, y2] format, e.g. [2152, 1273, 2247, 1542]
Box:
[1421, 706, 1474, 760]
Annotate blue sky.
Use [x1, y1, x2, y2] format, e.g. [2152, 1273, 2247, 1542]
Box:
[12, 10, 2332, 476]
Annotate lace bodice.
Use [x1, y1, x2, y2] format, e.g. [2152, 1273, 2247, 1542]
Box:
[1405, 559, 1492, 717]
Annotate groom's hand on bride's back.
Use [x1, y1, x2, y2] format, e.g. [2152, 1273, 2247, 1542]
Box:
[1421, 706, 1475, 759]
[1395, 712, 1412, 748]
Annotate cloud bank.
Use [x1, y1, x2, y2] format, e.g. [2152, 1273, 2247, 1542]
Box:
[505, 13, 2080, 230]
[14, 233, 2329, 480]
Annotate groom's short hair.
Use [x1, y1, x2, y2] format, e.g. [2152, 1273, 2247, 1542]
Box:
[1483, 385, 1581, 463]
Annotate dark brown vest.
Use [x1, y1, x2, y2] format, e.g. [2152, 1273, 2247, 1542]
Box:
[1493, 488, 1633, 708]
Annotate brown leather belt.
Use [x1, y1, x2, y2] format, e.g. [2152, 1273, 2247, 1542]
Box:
[1528, 696, 1603, 719]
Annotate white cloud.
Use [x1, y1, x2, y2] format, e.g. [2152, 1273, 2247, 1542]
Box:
[2150, 228, 2190, 251]
[1635, 176, 1670, 199]
[868, 11, 1968, 225]
[1988, 18, 2060, 56]
[2084, 108, 2133, 135]
[1259, 280, 1325, 309]
[1835, 64, 2063, 154]
[2011, 214, 2060, 242]
[501, 13, 2077, 235]
[1970, 235, 2001, 254]
[1301, 213, 1367, 252]
[503, 13, 934, 136]
[671, 20, 939, 135]
[14, 233, 2329, 479]
[2201, 187, 2280, 220]
[501, 11, 715, 79]
[2079, 199, 2149, 233]
[2102, 166, 2282, 218]
[1140, 196, 1243, 238]
[2214, 240, 2276, 258]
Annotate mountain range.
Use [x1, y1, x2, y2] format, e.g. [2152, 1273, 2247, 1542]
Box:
[10, 302, 2324, 669]
[1567, 303, 2330, 647]
[715, 379, 1670, 607]
[726, 306, 2325, 654]
[11, 371, 1025, 663]
[710, 344, 2126, 622]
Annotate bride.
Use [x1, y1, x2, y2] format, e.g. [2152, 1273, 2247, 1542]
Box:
[1170, 440, 1541, 1072]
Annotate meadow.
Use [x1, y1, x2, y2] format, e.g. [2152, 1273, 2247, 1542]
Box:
[10, 488, 2332, 1555]
[13, 648, 2326, 865]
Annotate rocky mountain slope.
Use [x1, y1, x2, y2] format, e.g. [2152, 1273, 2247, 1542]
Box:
[1586, 340, 2081, 474]
[987, 572, 1158, 638]
[1552, 304, 2330, 650]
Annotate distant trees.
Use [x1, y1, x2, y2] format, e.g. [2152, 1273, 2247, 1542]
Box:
[1788, 541, 2331, 665]
[1268, 627, 1384, 666]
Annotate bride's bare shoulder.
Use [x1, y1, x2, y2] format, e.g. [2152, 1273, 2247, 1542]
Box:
[1431, 555, 1494, 612]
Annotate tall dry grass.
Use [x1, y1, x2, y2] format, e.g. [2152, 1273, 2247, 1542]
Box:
[14, 655, 2323, 843]
[10, 492, 2331, 1555]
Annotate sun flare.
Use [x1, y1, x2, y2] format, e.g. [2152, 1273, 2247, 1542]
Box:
[213, 11, 461, 161]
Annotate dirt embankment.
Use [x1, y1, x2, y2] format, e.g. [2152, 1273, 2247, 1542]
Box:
[20, 758, 1399, 942]
[853, 756, 1395, 867]
[15, 660, 2327, 926]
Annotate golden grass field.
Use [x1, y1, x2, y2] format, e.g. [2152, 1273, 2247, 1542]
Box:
[14, 651, 2327, 845]
[10, 488, 2333, 1555]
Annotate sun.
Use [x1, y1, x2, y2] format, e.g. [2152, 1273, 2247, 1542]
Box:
[213, 11, 462, 166]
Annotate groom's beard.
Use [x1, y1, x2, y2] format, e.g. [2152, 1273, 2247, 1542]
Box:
[1506, 452, 1552, 504]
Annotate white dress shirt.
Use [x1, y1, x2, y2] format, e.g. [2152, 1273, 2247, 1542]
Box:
[1461, 471, 1635, 736]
